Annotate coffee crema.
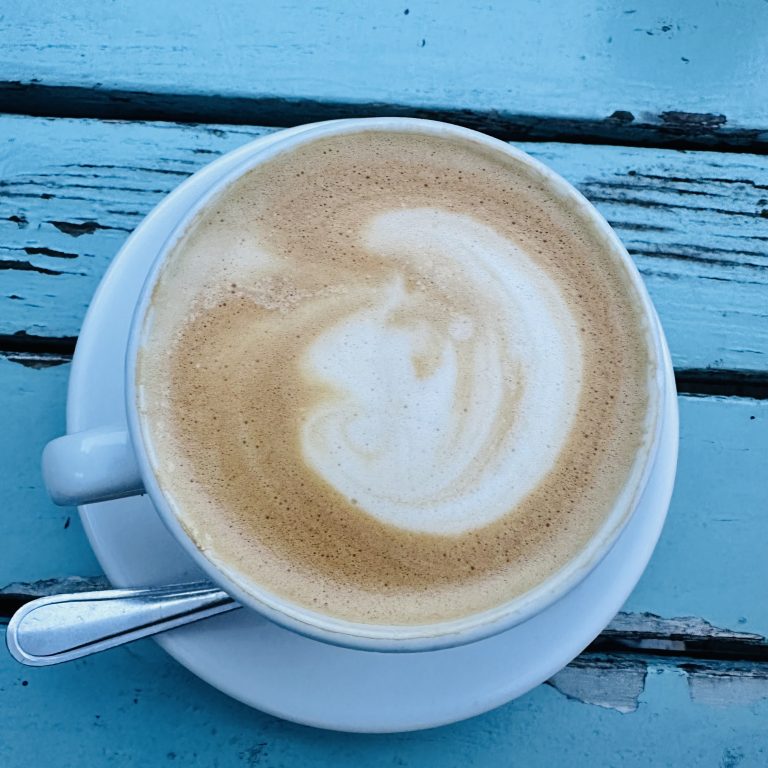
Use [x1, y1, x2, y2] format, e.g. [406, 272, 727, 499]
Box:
[137, 127, 658, 625]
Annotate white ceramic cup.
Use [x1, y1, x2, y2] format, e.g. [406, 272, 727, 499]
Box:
[42, 118, 668, 652]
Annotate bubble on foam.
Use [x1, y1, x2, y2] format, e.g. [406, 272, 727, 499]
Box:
[300, 209, 583, 534]
[448, 315, 474, 342]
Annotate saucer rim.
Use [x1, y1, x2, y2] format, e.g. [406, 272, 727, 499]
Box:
[67, 124, 679, 732]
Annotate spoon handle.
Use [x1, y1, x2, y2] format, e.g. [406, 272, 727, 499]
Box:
[5, 582, 239, 666]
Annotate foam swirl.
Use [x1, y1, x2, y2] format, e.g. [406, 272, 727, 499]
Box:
[300, 208, 583, 534]
[138, 128, 654, 625]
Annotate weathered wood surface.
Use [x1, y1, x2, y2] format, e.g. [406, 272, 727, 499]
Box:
[0, 643, 766, 767]
[2, 115, 767, 376]
[1, 1, 768, 149]
[2, 358, 766, 756]
[3, 360, 766, 636]
[1, 2, 766, 761]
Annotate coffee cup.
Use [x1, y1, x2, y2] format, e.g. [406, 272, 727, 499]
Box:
[43, 118, 667, 652]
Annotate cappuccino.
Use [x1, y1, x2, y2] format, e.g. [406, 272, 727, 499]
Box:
[137, 126, 658, 625]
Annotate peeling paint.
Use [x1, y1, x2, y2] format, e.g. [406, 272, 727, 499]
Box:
[550, 654, 768, 713]
[607, 612, 766, 644]
[0, 350, 71, 368]
[548, 657, 647, 713]
[0, 258, 61, 275]
[3, 115, 768, 375]
[599, 612, 768, 659]
[49, 219, 105, 236]
[548, 613, 768, 713]
[0, 576, 111, 620]
[659, 111, 728, 130]
[0, 575, 110, 597]
[608, 110, 635, 123]
[683, 662, 768, 707]
[23, 245, 78, 259]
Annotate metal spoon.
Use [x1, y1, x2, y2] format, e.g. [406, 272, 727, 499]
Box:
[5, 582, 239, 666]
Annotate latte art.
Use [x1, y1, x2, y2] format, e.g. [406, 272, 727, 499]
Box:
[301, 209, 583, 534]
[137, 127, 657, 625]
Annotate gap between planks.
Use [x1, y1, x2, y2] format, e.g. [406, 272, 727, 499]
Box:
[1, 336, 766, 399]
[2, 115, 766, 373]
[1, 577, 766, 714]
[1, 83, 767, 154]
[1, 578, 766, 659]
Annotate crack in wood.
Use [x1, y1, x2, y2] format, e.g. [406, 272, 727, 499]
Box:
[3, 179, 170, 195]
[555, 614, 768, 712]
[0, 331, 77, 358]
[587, 179, 716, 197]
[23, 245, 78, 259]
[631, 172, 768, 191]
[605, 220, 673, 233]
[585, 193, 764, 219]
[633, 242, 768, 260]
[675, 370, 768, 400]
[49, 220, 107, 237]
[0, 258, 61, 275]
[63, 163, 190, 177]
[1, 350, 72, 368]
[629, 248, 768, 271]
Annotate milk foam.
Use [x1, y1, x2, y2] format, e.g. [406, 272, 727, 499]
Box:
[301, 208, 583, 534]
[137, 127, 656, 626]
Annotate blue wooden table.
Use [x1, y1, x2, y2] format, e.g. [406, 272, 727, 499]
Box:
[1, 2, 767, 764]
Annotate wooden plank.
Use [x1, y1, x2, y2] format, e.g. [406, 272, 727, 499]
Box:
[624, 394, 768, 638]
[1, 1, 768, 149]
[1, 644, 767, 765]
[1, 356, 767, 759]
[5, 577, 767, 662]
[0, 117, 272, 342]
[2, 361, 766, 636]
[2, 115, 767, 373]
[0, 360, 100, 585]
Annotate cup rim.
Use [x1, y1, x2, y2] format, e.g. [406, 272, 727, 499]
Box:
[126, 117, 667, 652]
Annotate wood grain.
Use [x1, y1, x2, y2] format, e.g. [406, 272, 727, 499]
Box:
[1, 1, 767, 149]
[1, 115, 767, 375]
[1, 1, 765, 757]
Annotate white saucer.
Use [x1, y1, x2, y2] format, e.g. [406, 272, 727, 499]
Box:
[67, 125, 679, 733]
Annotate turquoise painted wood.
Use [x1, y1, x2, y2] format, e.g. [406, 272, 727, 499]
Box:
[1, 1, 768, 145]
[3, 359, 768, 636]
[2, 115, 767, 372]
[1, 360, 767, 763]
[0, 360, 99, 582]
[0, 645, 766, 767]
[2, 357, 766, 636]
[1, 3, 767, 757]
[623, 395, 768, 638]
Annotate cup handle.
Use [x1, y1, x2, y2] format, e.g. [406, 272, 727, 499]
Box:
[42, 426, 145, 506]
